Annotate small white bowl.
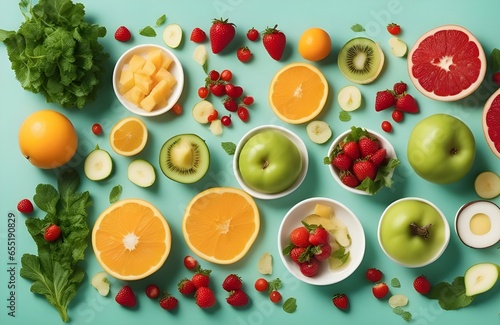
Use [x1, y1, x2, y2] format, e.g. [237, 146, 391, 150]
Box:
[233, 125, 308, 200]
[113, 44, 184, 117]
[455, 200, 500, 249]
[277, 197, 365, 285]
[327, 127, 397, 195]
[378, 197, 450, 268]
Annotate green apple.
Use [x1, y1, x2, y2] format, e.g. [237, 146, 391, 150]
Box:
[378, 198, 449, 266]
[407, 114, 475, 184]
[238, 130, 302, 194]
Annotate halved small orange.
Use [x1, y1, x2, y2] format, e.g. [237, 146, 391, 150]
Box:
[92, 199, 171, 280]
[182, 187, 260, 264]
[269, 62, 329, 124]
[109, 117, 148, 156]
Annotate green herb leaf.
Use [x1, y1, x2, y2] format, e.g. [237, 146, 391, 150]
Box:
[427, 276, 475, 310]
[268, 278, 282, 293]
[339, 111, 351, 122]
[109, 185, 122, 204]
[156, 14, 167, 26]
[283, 297, 297, 313]
[391, 277, 401, 288]
[221, 142, 236, 155]
[140, 26, 157, 37]
[490, 48, 500, 72]
[392, 306, 404, 315]
[351, 24, 365, 32]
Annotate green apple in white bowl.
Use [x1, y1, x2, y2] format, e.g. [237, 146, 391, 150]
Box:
[407, 113, 475, 184]
[234, 125, 308, 200]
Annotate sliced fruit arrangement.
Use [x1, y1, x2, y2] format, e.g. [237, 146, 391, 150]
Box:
[482, 88, 500, 158]
[407, 24, 486, 101]
[337, 37, 385, 84]
[109, 116, 148, 156]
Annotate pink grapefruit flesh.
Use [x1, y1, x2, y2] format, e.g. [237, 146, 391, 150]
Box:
[483, 88, 500, 158]
[408, 25, 486, 102]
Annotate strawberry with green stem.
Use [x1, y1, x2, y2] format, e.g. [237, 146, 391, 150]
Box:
[262, 25, 286, 60]
[209, 18, 236, 54]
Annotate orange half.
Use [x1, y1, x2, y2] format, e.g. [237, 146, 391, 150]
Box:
[182, 187, 260, 264]
[92, 199, 171, 280]
[109, 117, 148, 156]
[269, 62, 329, 124]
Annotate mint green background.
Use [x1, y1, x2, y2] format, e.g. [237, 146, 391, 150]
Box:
[1, 0, 499, 324]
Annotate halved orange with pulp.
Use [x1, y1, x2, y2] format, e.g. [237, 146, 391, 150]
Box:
[109, 116, 148, 156]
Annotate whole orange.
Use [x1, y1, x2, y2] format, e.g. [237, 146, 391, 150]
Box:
[298, 28, 332, 61]
[18, 110, 78, 169]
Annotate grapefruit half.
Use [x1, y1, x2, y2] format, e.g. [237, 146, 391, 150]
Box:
[483, 88, 500, 158]
[408, 25, 486, 102]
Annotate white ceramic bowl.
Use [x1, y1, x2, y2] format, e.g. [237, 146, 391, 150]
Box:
[454, 200, 500, 249]
[327, 128, 397, 195]
[277, 197, 366, 286]
[378, 197, 450, 268]
[233, 125, 308, 200]
[113, 44, 184, 117]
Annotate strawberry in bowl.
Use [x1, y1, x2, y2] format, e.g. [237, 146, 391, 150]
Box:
[324, 126, 399, 195]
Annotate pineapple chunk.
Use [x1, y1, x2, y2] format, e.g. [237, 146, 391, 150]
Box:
[139, 95, 157, 112]
[313, 204, 333, 219]
[149, 79, 172, 103]
[153, 67, 177, 88]
[118, 70, 135, 94]
[161, 52, 173, 69]
[123, 86, 145, 106]
[127, 54, 146, 72]
[138, 60, 157, 76]
[133, 73, 154, 94]
[146, 49, 164, 67]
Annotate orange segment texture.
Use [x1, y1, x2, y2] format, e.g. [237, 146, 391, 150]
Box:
[269, 62, 328, 124]
[109, 117, 148, 156]
[92, 199, 171, 280]
[182, 187, 260, 264]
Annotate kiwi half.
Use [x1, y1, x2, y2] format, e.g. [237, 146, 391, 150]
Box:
[338, 37, 385, 84]
[159, 133, 210, 183]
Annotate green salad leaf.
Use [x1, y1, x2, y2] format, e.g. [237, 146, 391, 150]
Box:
[427, 276, 475, 310]
[0, 0, 109, 109]
[20, 168, 92, 322]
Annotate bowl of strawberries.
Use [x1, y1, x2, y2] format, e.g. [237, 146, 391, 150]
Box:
[324, 126, 399, 195]
[278, 197, 365, 286]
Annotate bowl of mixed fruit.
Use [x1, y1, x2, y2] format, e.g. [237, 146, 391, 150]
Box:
[324, 126, 399, 195]
[278, 197, 365, 286]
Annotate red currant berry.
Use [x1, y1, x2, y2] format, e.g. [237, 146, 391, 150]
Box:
[92, 123, 103, 135]
[242, 96, 254, 105]
[221, 115, 232, 126]
[220, 69, 233, 82]
[237, 106, 249, 122]
[208, 69, 219, 81]
[207, 110, 218, 123]
[381, 120, 393, 132]
[391, 109, 404, 122]
[198, 86, 209, 99]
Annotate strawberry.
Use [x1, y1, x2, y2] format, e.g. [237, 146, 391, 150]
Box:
[358, 137, 380, 157]
[290, 246, 309, 264]
[190, 27, 207, 43]
[115, 285, 137, 307]
[178, 278, 196, 295]
[224, 84, 243, 99]
[313, 243, 332, 261]
[372, 282, 389, 299]
[413, 275, 431, 295]
[342, 141, 361, 160]
[368, 148, 387, 167]
[226, 289, 249, 307]
[145, 284, 160, 299]
[307, 224, 330, 246]
[223, 97, 238, 112]
[299, 257, 319, 277]
[209, 18, 236, 54]
[17, 198, 34, 214]
[391, 109, 404, 122]
[237, 46, 252, 62]
[192, 266, 211, 288]
[159, 293, 178, 310]
[114, 26, 131, 42]
[332, 293, 349, 310]
[222, 274, 243, 292]
[195, 286, 216, 308]
[289, 226, 310, 248]
[183, 255, 198, 270]
[375, 90, 396, 111]
[387, 23, 401, 35]
[209, 82, 226, 97]
[331, 152, 352, 171]
[262, 25, 286, 60]
[393, 81, 408, 95]
[44, 224, 61, 242]
[352, 159, 377, 182]
[395, 93, 419, 113]
[247, 27, 259, 41]
[340, 170, 360, 188]
[366, 268, 383, 282]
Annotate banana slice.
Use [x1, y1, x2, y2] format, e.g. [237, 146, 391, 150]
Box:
[389, 36, 408, 57]
[474, 171, 500, 199]
[192, 100, 216, 124]
[193, 44, 208, 66]
[163, 24, 183, 48]
[209, 119, 223, 136]
[338, 85, 362, 111]
[306, 120, 332, 144]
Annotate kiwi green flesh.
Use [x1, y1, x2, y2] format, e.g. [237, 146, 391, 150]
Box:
[159, 134, 210, 184]
[338, 37, 384, 84]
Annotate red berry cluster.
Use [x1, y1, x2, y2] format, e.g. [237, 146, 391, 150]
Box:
[145, 284, 179, 311]
[222, 274, 250, 307]
[254, 277, 283, 303]
[283, 222, 332, 277]
[177, 262, 216, 309]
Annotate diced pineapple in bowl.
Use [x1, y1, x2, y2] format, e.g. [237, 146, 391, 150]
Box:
[113, 44, 184, 117]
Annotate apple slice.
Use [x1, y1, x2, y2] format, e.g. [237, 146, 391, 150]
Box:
[192, 100, 216, 124]
[306, 120, 332, 144]
[163, 24, 183, 48]
[91, 271, 110, 296]
[84, 148, 113, 181]
[257, 252, 273, 275]
[209, 119, 223, 136]
[464, 262, 500, 296]
[193, 44, 208, 67]
[337, 85, 362, 111]
[128, 159, 156, 187]
[474, 171, 500, 199]
[389, 36, 408, 57]
[388, 294, 409, 308]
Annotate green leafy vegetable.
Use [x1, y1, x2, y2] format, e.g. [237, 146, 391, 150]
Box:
[427, 276, 475, 310]
[391, 277, 401, 288]
[156, 14, 167, 26]
[393, 307, 412, 321]
[0, 0, 109, 109]
[221, 142, 236, 155]
[283, 297, 297, 313]
[351, 24, 365, 32]
[140, 26, 157, 37]
[339, 111, 351, 122]
[109, 185, 122, 203]
[20, 168, 92, 322]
